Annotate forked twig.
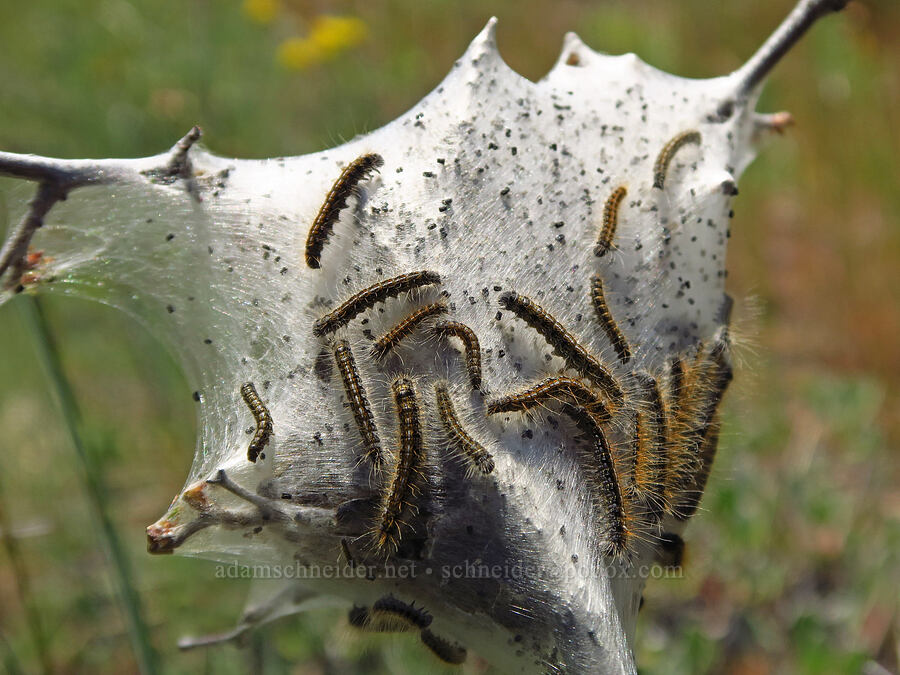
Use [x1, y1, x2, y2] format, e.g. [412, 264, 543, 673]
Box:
[0, 126, 202, 288]
[147, 470, 343, 554]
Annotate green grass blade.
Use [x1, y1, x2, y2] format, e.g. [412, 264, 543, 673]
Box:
[0, 484, 53, 674]
[17, 295, 160, 674]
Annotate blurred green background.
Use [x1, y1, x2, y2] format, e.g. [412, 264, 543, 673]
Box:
[0, 1, 898, 673]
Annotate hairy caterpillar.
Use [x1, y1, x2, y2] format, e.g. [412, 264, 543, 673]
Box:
[376, 377, 425, 554]
[371, 302, 448, 359]
[305, 153, 384, 269]
[313, 270, 441, 336]
[333, 339, 384, 467]
[434, 321, 482, 390]
[589, 273, 632, 364]
[487, 376, 611, 424]
[435, 383, 495, 475]
[595, 186, 626, 257]
[560, 402, 630, 557]
[631, 373, 669, 520]
[371, 595, 433, 630]
[420, 629, 467, 665]
[240, 382, 273, 463]
[498, 291, 624, 403]
[653, 130, 701, 189]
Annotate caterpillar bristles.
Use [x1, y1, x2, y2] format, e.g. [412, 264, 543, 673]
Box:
[498, 291, 624, 404]
[653, 130, 702, 189]
[633, 372, 669, 522]
[558, 402, 630, 557]
[666, 328, 733, 520]
[595, 185, 626, 258]
[347, 606, 413, 634]
[434, 321, 482, 390]
[666, 357, 685, 414]
[420, 628, 467, 665]
[435, 382, 495, 475]
[305, 153, 384, 269]
[674, 416, 721, 521]
[589, 273, 632, 365]
[486, 376, 612, 425]
[340, 538, 356, 569]
[313, 270, 442, 336]
[629, 392, 667, 521]
[371, 301, 448, 359]
[332, 339, 384, 468]
[240, 382, 273, 463]
[660, 355, 698, 512]
[374, 376, 426, 555]
[371, 594, 433, 631]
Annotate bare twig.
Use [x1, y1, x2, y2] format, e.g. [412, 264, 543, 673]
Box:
[733, 0, 848, 99]
[169, 126, 202, 179]
[177, 625, 250, 651]
[0, 182, 68, 289]
[206, 470, 285, 521]
[146, 516, 217, 555]
[140, 126, 202, 188]
[755, 111, 796, 136]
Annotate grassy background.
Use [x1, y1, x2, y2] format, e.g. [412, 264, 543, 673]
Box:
[1, 1, 898, 672]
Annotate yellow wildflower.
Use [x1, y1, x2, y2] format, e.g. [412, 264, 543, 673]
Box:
[309, 15, 367, 57]
[243, 0, 279, 24]
[277, 38, 323, 71]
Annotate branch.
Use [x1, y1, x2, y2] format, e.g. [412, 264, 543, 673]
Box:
[732, 0, 848, 100]
[147, 471, 343, 555]
[0, 177, 73, 290]
[0, 126, 201, 289]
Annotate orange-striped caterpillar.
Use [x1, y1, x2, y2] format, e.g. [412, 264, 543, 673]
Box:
[435, 383, 495, 475]
[376, 377, 425, 554]
[371, 302, 448, 359]
[420, 629, 467, 665]
[434, 321, 482, 390]
[631, 373, 669, 520]
[667, 356, 685, 412]
[653, 130, 701, 189]
[660, 355, 693, 505]
[690, 330, 733, 439]
[674, 417, 721, 521]
[595, 186, 626, 258]
[486, 376, 611, 425]
[313, 270, 441, 336]
[488, 379, 637, 555]
[333, 339, 384, 467]
[498, 291, 624, 404]
[305, 153, 384, 269]
[589, 273, 632, 364]
[667, 329, 732, 520]
[240, 382, 273, 463]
